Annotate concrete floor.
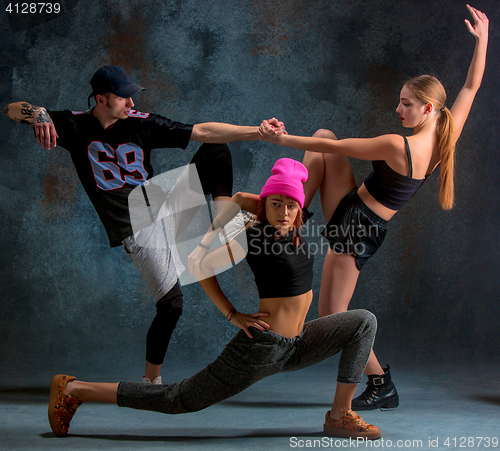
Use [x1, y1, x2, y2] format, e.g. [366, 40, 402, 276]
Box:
[1, 361, 499, 451]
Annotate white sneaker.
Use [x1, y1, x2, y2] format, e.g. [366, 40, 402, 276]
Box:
[143, 376, 162, 384]
[219, 211, 256, 245]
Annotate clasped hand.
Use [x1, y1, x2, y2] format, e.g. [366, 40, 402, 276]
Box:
[259, 117, 287, 140]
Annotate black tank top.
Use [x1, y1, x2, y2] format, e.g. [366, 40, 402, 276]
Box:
[245, 224, 314, 299]
[364, 136, 428, 210]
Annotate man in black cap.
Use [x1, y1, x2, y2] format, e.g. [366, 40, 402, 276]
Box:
[4, 65, 282, 384]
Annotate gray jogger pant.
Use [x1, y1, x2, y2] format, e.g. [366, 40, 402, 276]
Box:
[117, 309, 376, 414]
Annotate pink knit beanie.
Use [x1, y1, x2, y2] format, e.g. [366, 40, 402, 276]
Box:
[259, 158, 308, 208]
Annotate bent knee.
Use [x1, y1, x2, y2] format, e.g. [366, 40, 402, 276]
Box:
[357, 309, 377, 331]
[208, 142, 231, 160]
[313, 129, 338, 140]
[156, 293, 183, 317]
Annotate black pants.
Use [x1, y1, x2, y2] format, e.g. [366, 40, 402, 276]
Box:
[189, 142, 232, 199]
[145, 142, 233, 365]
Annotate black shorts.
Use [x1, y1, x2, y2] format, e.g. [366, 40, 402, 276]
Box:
[321, 189, 388, 270]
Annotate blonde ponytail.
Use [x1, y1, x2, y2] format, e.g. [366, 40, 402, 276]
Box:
[437, 107, 455, 210]
[405, 75, 456, 210]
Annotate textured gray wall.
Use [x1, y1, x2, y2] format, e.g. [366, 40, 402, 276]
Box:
[1, 0, 499, 379]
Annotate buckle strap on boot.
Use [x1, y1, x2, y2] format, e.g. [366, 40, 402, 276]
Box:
[370, 376, 385, 386]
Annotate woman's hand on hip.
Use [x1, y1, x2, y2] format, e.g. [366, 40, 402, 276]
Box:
[230, 311, 270, 338]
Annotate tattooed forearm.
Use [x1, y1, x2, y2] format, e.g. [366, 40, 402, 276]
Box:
[20, 103, 35, 118]
[20, 102, 43, 119]
[6, 101, 58, 148]
[4, 102, 49, 125]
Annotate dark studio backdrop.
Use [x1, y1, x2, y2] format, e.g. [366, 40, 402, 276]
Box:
[1, 0, 499, 380]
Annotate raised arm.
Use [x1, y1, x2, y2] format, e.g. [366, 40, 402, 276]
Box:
[259, 123, 401, 162]
[4, 101, 58, 149]
[191, 118, 285, 143]
[450, 5, 489, 142]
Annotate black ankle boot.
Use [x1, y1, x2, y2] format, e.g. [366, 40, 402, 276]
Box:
[351, 364, 399, 411]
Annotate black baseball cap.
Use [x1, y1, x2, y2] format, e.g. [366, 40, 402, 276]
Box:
[88, 65, 144, 105]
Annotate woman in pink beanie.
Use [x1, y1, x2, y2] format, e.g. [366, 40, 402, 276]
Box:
[258, 5, 488, 412]
[47, 158, 382, 441]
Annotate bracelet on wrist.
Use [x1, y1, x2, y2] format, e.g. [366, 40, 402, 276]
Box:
[198, 242, 210, 251]
[226, 308, 237, 321]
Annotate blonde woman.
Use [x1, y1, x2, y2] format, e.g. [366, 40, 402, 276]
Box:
[259, 4, 488, 410]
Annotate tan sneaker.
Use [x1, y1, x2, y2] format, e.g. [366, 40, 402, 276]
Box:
[323, 410, 381, 440]
[48, 374, 81, 437]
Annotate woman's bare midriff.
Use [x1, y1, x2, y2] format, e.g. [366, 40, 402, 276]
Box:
[259, 290, 313, 338]
[357, 184, 398, 221]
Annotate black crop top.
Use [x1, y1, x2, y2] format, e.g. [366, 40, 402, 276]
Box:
[364, 136, 428, 210]
[245, 224, 314, 299]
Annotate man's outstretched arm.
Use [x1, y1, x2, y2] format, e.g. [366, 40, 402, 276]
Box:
[190, 118, 285, 143]
[4, 102, 58, 150]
